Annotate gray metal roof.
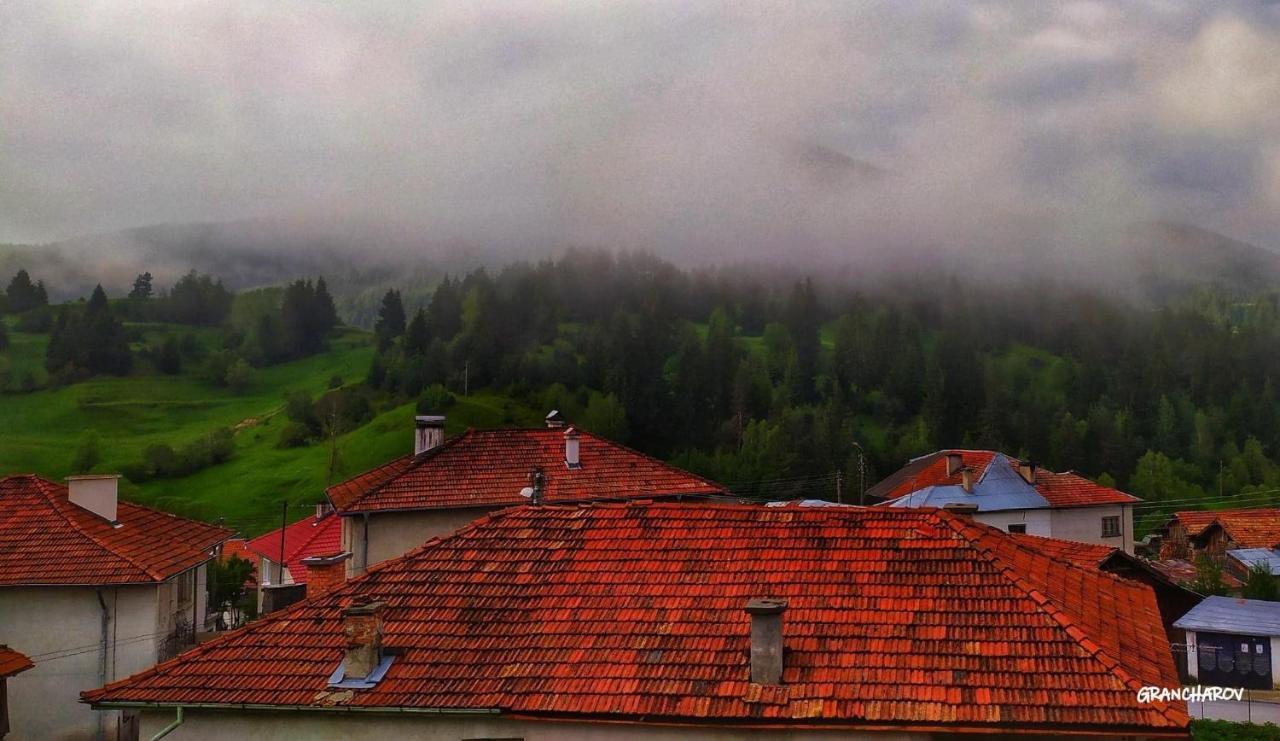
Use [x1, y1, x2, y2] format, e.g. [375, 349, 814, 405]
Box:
[886, 453, 1050, 513]
[1173, 595, 1280, 637]
[1228, 548, 1280, 576]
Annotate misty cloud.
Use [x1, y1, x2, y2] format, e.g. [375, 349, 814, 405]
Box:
[2, 1, 1278, 258]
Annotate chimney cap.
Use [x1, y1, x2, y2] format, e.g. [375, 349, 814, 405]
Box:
[545, 410, 567, 427]
[300, 551, 352, 568]
[943, 503, 979, 515]
[65, 474, 122, 481]
[343, 597, 385, 616]
[745, 598, 788, 615]
[414, 415, 446, 428]
[564, 425, 579, 438]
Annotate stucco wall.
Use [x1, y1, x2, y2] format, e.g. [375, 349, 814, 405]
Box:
[344, 509, 493, 575]
[0, 585, 158, 741]
[974, 509, 1051, 537]
[1048, 504, 1133, 552]
[132, 708, 935, 740]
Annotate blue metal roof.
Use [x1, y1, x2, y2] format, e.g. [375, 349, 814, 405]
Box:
[1174, 595, 1280, 637]
[1228, 548, 1280, 576]
[886, 453, 1050, 513]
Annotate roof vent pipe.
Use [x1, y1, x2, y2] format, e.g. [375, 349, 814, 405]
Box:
[564, 426, 581, 469]
[745, 598, 787, 685]
[414, 415, 445, 456]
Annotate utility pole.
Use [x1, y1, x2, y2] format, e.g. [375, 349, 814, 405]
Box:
[278, 500, 287, 585]
[852, 441, 867, 506]
[835, 470, 843, 504]
[464, 360, 469, 397]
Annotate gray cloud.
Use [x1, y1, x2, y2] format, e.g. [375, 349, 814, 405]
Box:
[2, 0, 1279, 261]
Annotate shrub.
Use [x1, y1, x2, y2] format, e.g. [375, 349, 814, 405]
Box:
[225, 359, 254, 391]
[277, 421, 312, 449]
[416, 384, 456, 414]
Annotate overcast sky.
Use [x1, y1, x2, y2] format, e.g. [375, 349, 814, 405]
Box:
[2, 1, 1278, 259]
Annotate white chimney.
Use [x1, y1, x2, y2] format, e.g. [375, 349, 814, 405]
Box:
[414, 415, 445, 456]
[66, 474, 120, 523]
[545, 410, 567, 428]
[745, 598, 787, 685]
[564, 426, 581, 469]
[945, 452, 963, 476]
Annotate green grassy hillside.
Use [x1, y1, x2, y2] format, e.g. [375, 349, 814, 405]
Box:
[0, 319, 540, 536]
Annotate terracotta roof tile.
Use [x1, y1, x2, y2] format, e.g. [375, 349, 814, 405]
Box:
[246, 514, 342, 584]
[86, 503, 1186, 735]
[870, 450, 1138, 508]
[0, 474, 232, 585]
[1146, 558, 1243, 590]
[0, 645, 33, 678]
[328, 427, 726, 514]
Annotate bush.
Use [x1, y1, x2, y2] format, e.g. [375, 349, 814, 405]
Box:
[416, 384, 456, 414]
[71, 434, 100, 474]
[328, 374, 344, 389]
[276, 421, 312, 449]
[225, 359, 254, 391]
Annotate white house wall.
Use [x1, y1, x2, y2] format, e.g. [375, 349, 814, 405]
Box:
[1048, 504, 1134, 553]
[974, 509, 1051, 537]
[344, 509, 493, 575]
[0, 584, 159, 741]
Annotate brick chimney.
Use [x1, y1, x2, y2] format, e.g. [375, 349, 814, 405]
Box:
[414, 415, 445, 456]
[945, 452, 963, 476]
[66, 474, 120, 523]
[1017, 460, 1037, 485]
[745, 598, 787, 685]
[564, 426, 581, 469]
[301, 552, 350, 599]
[342, 597, 385, 680]
[545, 410, 566, 428]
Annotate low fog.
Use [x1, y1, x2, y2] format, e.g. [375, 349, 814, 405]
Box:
[2, 1, 1280, 268]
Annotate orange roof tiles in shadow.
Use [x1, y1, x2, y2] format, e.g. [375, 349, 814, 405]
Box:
[326, 427, 727, 514]
[86, 503, 1187, 737]
[0, 645, 33, 678]
[246, 512, 342, 585]
[869, 449, 1138, 509]
[0, 474, 232, 586]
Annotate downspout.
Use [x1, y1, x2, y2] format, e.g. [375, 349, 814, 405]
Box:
[150, 706, 184, 741]
[95, 589, 110, 741]
[361, 513, 370, 574]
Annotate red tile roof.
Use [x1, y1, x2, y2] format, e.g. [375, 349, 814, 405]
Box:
[0, 645, 33, 678]
[1200, 510, 1280, 549]
[327, 427, 727, 514]
[86, 503, 1186, 735]
[869, 450, 1138, 508]
[1007, 532, 1117, 567]
[0, 475, 233, 586]
[246, 513, 342, 584]
[1162, 509, 1280, 540]
[1146, 558, 1243, 591]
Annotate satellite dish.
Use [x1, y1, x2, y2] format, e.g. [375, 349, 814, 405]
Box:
[520, 487, 535, 499]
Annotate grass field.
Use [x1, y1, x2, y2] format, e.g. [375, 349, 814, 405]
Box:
[0, 319, 542, 536]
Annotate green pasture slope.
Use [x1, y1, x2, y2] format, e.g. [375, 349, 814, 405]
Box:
[0, 319, 540, 536]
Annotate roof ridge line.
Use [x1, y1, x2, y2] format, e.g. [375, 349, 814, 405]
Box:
[934, 512, 1188, 728]
[570, 429, 728, 494]
[36, 477, 170, 582]
[342, 431, 471, 510]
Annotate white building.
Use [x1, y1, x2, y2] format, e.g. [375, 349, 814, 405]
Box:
[0, 474, 231, 740]
[870, 450, 1139, 552]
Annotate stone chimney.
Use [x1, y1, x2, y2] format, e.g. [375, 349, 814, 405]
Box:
[960, 467, 975, 493]
[342, 597, 385, 680]
[1017, 460, 1037, 485]
[945, 452, 963, 476]
[745, 598, 787, 685]
[545, 410, 566, 428]
[943, 502, 979, 517]
[301, 552, 350, 599]
[564, 426, 581, 469]
[66, 474, 119, 523]
[413, 415, 445, 456]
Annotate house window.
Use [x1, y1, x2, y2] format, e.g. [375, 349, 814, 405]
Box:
[1007, 524, 1027, 534]
[1101, 516, 1121, 538]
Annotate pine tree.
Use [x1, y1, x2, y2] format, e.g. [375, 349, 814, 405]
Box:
[374, 289, 407, 349]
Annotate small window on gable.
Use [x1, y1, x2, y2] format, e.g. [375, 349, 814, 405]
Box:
[1007, 524, 1027, 534]
[1101, 515, 1121, 538]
